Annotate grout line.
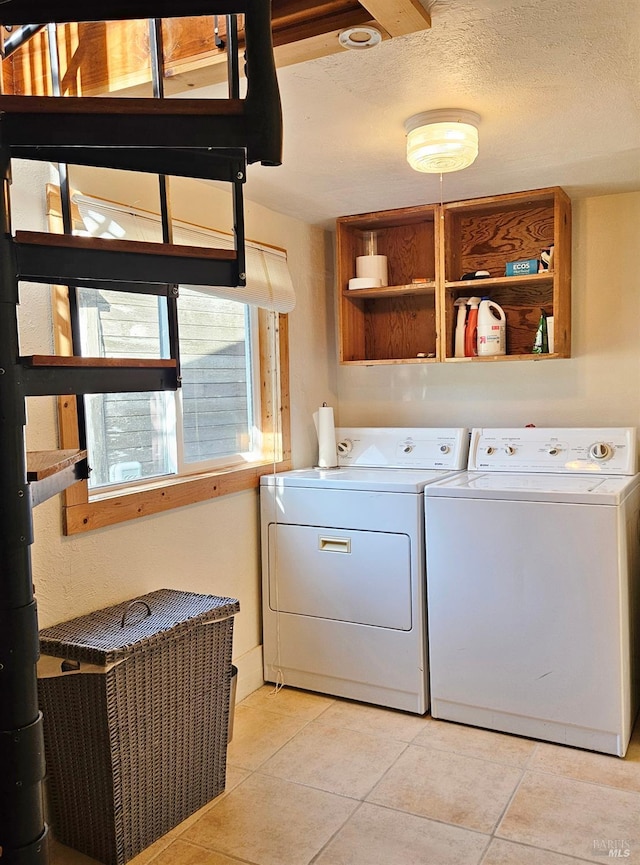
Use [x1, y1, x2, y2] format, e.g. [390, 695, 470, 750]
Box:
[490, 763, 529, 839]
[360, 740, 411, 801]
[164, 837, 257, 865]
[307, 801, 366, 865]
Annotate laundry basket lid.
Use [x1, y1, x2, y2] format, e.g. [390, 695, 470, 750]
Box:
[39, 588, 240, 665]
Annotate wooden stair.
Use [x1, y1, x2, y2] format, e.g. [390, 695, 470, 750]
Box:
[19, 355, 179, 396]
[15, 231, 241, 288]
[12, 145, 247, 183]
[0, 6, 282, 862]
[0, 0, 282, 167]
[27, 449, 88, 506]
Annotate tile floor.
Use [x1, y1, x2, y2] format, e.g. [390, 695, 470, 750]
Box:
[51, 685, 640, 865]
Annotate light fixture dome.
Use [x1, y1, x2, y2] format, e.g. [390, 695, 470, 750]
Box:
[404, 109, 481, 173]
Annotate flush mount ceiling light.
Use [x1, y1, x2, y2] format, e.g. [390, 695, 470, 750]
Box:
[338, 26, 382, 49]
[404, 109, 481, 173]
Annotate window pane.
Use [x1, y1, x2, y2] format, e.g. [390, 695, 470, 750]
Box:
[85, 391, 176, 487]
[177, 288, 253, 464]
[77, 287, 176, 488]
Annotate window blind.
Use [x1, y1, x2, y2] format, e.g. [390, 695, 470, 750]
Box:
[73, 193, 296, 313]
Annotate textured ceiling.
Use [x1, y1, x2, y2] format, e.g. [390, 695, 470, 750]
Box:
[211, 0, 640, 227]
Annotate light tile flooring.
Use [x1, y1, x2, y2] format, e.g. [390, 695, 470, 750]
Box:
[52, 685, 640, 865]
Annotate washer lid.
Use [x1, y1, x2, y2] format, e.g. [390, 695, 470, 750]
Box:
[261, 466, 461, 493]
[425, 471, 640, 505]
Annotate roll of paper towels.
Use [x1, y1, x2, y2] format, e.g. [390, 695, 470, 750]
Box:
[313, 404, 338, 468]
[356, 254, 388, 287]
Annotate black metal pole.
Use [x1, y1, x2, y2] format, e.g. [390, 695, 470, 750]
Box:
[0, 131, 49, 865]
[149, 18, 180, 376]
[47, 22, 87, 450]
[226, 14, 246, 286]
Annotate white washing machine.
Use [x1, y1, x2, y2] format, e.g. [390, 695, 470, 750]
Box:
[261, 427, 469, 714]
[425, 427, 640, 756]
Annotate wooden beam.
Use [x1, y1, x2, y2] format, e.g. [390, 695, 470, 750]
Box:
[358, 0, 431, 36]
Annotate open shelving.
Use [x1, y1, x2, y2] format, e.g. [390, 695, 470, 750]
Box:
[336, 187, 571, 365]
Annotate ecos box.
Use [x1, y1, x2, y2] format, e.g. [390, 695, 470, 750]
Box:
[505, 257, 539, 276]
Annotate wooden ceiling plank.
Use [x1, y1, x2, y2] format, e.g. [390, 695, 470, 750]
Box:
[357, 0, 431, 37]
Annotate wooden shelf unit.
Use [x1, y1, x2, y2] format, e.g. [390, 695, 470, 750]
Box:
[441, 187, 571, 361]
[336, 187, 571, 365]
[336, 204, 439, 364]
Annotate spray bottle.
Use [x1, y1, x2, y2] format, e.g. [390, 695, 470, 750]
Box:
[454, 297, 470, 358]
[464, 297, 482, 357]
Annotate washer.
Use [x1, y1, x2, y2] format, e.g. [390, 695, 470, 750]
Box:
[261, 427, 469, 714]
[425, 427, 640, 756]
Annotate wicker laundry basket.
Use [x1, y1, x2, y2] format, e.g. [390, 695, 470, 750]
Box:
[37, 589, 240, 865]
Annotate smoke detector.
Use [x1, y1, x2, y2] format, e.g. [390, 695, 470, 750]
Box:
[338, 26, 382, 50]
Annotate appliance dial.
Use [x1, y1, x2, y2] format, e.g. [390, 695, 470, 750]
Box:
[337, 439, 352, 455]
[589, 442, 612, 461]
[439, 444, 451, 454]
[504, 445, 516, 456]
[403, 444, 414, 454]
[485, 447, 496, 456]
[547, 447, 560, 456]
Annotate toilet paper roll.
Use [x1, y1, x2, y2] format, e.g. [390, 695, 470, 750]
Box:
[356, 254, 388, 287]
[313, 405, 338, 468]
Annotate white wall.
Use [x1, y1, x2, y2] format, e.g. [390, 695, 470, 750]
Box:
[337, 192, 640, 432]
[14, 161, 336, 699]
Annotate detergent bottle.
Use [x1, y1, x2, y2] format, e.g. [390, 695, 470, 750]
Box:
[464, 297, 482, 357]
[453, 297, 470, 358]
[477, 298, 506, 357]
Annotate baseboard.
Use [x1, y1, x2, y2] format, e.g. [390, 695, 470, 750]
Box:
[232, 644, 264, 703]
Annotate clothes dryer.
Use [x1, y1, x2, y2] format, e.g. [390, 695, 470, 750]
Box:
[261, 427, 469, 713]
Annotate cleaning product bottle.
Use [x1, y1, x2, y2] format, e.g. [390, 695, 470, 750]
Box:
[477, 298, 507, 356]
[532, 310, 549, 354]
[464, 297, 481, 357]
[453, 297, 470, 358]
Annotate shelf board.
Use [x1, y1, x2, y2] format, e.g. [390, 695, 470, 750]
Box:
[343, 281, 436, 299]
[443, 352, 561, 363]
[27, 449, 87, 481]
[27, 449, 89, 506]
[341, 355, 438, 366]
[445, 272, 554, 291]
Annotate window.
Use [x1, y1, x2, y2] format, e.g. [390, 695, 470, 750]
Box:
[78, 287, 259, 489]
[48, 186, 291, 534]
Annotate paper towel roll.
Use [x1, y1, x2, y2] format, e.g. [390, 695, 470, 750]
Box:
[356, 254, 388, 287]
[313, 405, 338, 468]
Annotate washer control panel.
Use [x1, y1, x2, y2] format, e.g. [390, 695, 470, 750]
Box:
[336, 427, 469, 470]
[469, 428, 637, 474]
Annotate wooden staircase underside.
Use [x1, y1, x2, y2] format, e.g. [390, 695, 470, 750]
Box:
[1, 1, 431, 98]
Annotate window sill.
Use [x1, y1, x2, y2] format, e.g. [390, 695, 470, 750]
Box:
[63, 457, 292, 535]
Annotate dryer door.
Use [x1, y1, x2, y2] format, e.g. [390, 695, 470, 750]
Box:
[267, 523, 412, 630]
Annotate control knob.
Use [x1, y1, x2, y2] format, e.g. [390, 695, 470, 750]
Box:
[337, 439, 352, 455]
[547, 447, 560, 456]
[403, 444, 414, 454]
[589, 442, 612, 461]
[439, 444, 451, 454]
[485, 446, 496, 455]
[504, 445, 516, 456]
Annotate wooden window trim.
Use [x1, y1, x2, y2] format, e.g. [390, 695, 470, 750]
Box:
[47, 185, 291, 535]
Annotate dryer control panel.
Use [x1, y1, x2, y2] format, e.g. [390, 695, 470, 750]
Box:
[468, 427, 637, 474]
[336, 427, 469, 470]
